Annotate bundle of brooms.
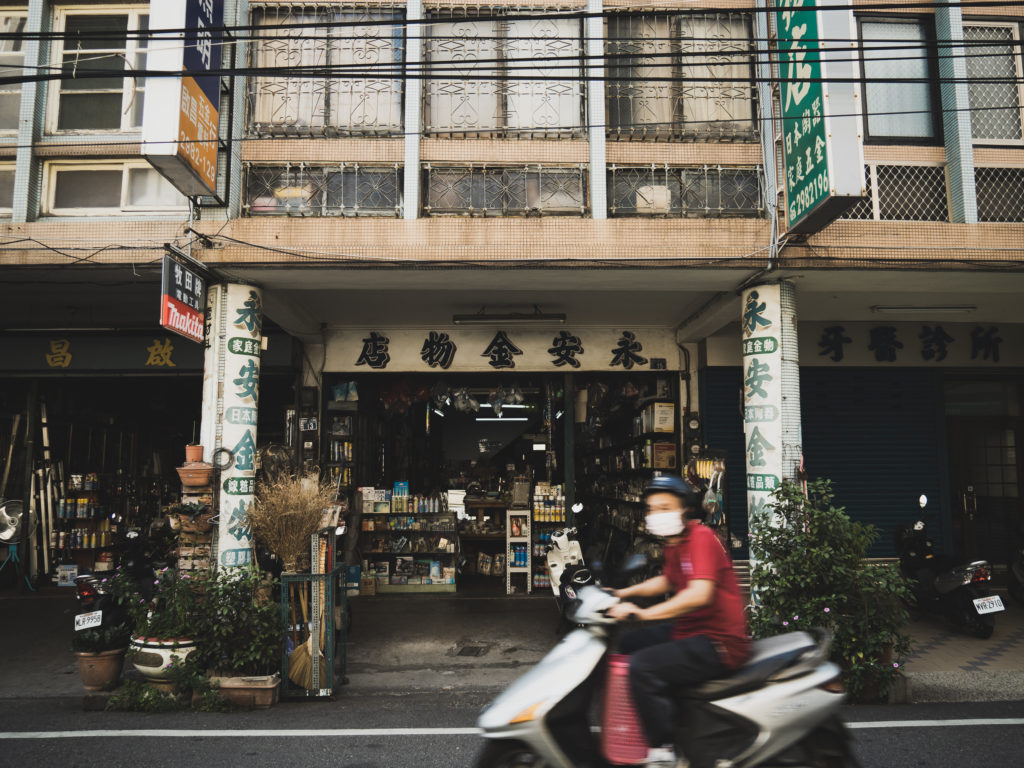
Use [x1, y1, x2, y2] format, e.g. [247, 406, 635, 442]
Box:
[247, 469, 334, 689]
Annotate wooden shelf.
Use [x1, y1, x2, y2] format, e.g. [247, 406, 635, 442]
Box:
[374, 583, 457, 594]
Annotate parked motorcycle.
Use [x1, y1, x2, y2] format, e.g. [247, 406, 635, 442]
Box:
[895, 495, 1003, 639]
[476, 564, 856, 768]
[546, 524, 594, 615]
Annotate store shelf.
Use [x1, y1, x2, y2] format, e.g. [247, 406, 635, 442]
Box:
[375, 583, 457, 594]
[362, 550, 457, 555]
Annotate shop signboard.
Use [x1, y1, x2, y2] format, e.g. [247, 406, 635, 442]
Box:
[741, 285, 785, 567]
[324, 328, 680, 372]
[776, 0, 864, 234]
[159, 254, 207, 344]
[216, 285, 263, 569]
[142, 0, 224, 196]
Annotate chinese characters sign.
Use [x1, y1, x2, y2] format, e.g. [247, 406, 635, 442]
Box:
[217, 284, 262, 569]
[804, 323, 1019, 367]
[776, 0, 864, 233]
[142, 0, 224, 196]
[324, 328, 678, 372]
[160, 254, 207, 343]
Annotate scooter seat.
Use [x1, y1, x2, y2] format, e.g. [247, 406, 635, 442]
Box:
[688, 631, 817, 700]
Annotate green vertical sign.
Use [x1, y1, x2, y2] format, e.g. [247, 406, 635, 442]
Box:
[777, 1, 829, 229]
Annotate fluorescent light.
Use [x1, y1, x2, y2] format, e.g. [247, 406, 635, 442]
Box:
[532, 443, 547, 451]
[453, 312, 566, 325]
[870, 305, 977, 315]
[475, 417, 529, 422]
[482, 403, 529, 409]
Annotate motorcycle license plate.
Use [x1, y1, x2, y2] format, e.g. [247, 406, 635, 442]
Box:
[973, 596, 1004, 615]
[74, 610, 102, 631]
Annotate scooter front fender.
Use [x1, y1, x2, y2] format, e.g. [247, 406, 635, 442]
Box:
[478, 627, 606, 733]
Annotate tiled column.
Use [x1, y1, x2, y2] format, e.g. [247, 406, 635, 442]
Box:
[403, 0, 423, 220]
[12, 0, 48, 222]
[586, 0, 606, 219]
[935, 1, 977, 223]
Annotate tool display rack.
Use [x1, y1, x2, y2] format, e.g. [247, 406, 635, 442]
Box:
[506, 508, 531, 594]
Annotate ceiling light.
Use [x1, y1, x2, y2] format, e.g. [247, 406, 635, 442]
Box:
[870, 305, 977, 315]
[481, 403, 529, 409]
[475, 417, 529, 422]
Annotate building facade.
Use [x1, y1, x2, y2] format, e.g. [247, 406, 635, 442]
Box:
[2, 0, 1023, 578]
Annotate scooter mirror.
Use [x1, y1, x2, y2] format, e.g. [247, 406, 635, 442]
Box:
[572, 503, 584, 515]
[919, 494, 928, 509]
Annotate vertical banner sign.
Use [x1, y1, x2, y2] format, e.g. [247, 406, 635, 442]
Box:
[217, 284, 263, 569]
[741, 284, 784, 568]
[142, 0, 224, 196]
[159, 254, 207, 343]
[776, 0, 864, 234]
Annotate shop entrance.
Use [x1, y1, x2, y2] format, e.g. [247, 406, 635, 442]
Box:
[945, 379, 1024, 566]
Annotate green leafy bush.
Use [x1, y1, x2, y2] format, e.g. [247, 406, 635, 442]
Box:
[71, 624, 131, 653]
[748, 479, 913, 702]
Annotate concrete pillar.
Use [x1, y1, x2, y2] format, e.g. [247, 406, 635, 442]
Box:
[935, 1, 977, 223]
[403, 0, 423, 220]
[12, 0, 48, 223]
[741, 281, 802, 568]
[586, 0, 606, 219]
[200, 283, 263, 569]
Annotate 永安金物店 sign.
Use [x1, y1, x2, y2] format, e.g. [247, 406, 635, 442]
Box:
[142, 0, 224, 196]
[776, 0, 864, 233]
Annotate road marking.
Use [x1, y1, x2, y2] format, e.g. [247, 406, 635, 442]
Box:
[4, 718, 1024, 740]
[847, 718, 1024, 729]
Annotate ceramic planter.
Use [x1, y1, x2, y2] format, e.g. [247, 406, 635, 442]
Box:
[75, 648, 127, 691]
[176, 464, 213, 488]
[184, 444, 204, 463]
[129, 636, 197, 681]
[209, 674, 281, 709]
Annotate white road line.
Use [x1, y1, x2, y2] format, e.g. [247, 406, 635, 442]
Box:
[2, 719, 1024, 740]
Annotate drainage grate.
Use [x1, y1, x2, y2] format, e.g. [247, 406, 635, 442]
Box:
[457, 645, 487, 657]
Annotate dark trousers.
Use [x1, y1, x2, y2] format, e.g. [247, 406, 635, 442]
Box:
[619, 625, 728, 747]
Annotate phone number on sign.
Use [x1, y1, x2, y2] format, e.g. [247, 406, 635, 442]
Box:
[789, 169, 829, 221]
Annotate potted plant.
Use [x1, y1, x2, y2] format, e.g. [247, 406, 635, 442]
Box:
[168, 502, 215, 535]
[748, 479, 914, 703]
[190, 565, 284, 709]
[128, 567, 200, 683]
[71, 566, 142, 691]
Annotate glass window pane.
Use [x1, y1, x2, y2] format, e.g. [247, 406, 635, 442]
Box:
[60, 53, 126, 91]
[64, 15, 128, 51]
[53, 169, 122, 208]
[862, 21, 935, 138]
[0, 15, 26, 131]
[126, 168, 186, 208]
[964, 25, 1022, 142]
[57, 93, 123, 130]
[0, 169, 13, 209]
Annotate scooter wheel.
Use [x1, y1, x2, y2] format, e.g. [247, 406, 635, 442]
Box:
[474, 740, 545, 768]
[968, 614, 995, 639]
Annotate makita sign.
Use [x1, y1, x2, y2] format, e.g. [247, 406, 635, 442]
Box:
[160, 254, 207, 344]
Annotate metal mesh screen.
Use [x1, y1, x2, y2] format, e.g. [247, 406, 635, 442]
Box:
[976, 166, 1024, 222]
[243, 163, 402, 216]
[964, 24, 1023, 143]
[248, 4, 405, 137]
[839, 165, 948, 221]
[605, 12, 756, 141]
[423, 9, 585, 138]
[608, 165, 763, 217]
[422, 165, 587, 216]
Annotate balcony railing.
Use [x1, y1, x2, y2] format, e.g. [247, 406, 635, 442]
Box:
[243, 163, 403, 217]
[608, 165, 763, 217]
[422, 164, 587, 216]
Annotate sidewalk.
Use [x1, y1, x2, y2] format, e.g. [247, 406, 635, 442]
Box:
[2, 586, 1022, 705]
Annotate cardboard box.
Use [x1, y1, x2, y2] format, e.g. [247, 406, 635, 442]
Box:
[390, 574, 408, 585]
[653, 442, 677, 469]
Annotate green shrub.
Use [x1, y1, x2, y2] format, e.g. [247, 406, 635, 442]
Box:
[748, 479, 913, 702]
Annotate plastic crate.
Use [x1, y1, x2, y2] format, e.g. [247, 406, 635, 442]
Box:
[601, 653, 650, 765]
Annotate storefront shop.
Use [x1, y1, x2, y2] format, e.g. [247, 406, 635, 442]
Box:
[302, 327, 702, 596]
[701, 321, 1024, 571]
[0, 330, 297, 588]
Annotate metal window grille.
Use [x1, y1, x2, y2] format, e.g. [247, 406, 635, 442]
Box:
[423, 8, 585, 138]
[248, 4, 405, 137]
[422, 164, 587, 216]
[839, 164, 948, 221]
[243, 163, 403, 216]
[964, 24, 1024, 144]
[976, 167, 1024, 222]
[608, 165, 763, 217]
[605, 12, 756, 141]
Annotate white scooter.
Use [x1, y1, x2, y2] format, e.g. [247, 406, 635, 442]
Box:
[476, 583, 857, 768]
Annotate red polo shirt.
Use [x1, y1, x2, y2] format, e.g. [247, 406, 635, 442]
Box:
[663, 522, 751, 669]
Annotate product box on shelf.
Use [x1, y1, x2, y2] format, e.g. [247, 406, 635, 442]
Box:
[56, 564, 78, 586]
[492, 554, 506, 576]
[478, 553, 493, 576]
[372, 560, 390, 576]
[653, 443, 678, 469]
[390, 574, 408, 586]
[442, 566, 456, 581]
[394, 556, 414, 575]
[345, 565, 361, 594]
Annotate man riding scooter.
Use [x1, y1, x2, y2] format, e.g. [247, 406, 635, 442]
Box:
[608, 475, 751, 768]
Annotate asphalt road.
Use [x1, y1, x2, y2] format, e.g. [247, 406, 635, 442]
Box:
[0, 694, 1022, 768]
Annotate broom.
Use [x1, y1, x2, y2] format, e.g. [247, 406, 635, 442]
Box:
[288, 584, 326, 689]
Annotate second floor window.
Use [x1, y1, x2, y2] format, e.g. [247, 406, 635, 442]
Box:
[606, 12, 755, 141]
[49, 9, 149, 132]
[0, 163, 13, 213]
[964, 22, 1023, 144]
[424, 11, 584, 137]
[859, 19, 938, 141]
[0, 13, 26, 131]
[249, 5, 404, 136]
[45, 162, 187, 214]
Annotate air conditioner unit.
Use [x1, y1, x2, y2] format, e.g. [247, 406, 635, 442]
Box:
[635, 184, 671, 214]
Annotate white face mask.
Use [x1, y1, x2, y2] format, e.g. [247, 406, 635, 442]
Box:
[645, 511, 684, 538]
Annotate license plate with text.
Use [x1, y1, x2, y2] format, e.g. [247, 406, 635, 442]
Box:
[74, 610, 102, 631]
[973, 596, 1004, 615]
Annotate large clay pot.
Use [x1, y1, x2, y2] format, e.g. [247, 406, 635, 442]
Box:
[75, 648, 127, 691]
[184, 444, 204, 463]
[176, 464, 213, 488]
[129, 636, 197, 681]
[209, 674, 281, 709]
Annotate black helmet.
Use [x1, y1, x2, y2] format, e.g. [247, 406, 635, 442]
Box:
[643, 475, 701, 517]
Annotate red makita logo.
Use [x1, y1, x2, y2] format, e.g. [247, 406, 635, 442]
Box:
[161, 295, 205, 343]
